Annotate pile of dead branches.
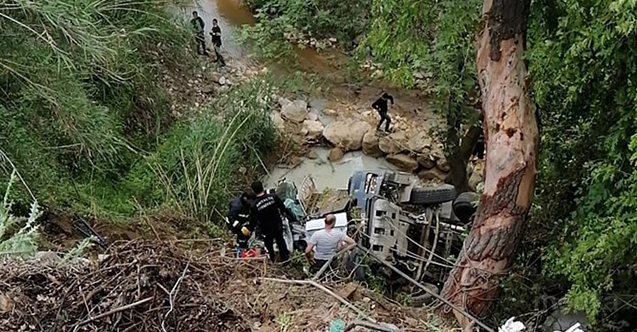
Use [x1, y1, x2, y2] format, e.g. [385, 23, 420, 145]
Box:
[0, 241, 263, 331]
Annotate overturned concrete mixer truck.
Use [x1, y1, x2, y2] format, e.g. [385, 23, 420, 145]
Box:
[265, 170, 479, 302]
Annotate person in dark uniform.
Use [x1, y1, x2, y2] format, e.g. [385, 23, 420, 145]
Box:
[209, 19, 226, 66]
[247, 181, 296, 263]
[372, 92, 395, 133]
[190, 11, 208, 56]
[227, 191, 255, 249]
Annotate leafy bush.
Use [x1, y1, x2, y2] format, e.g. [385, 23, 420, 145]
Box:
[527, 0, 637, 323]
[242, 0, 372, 49]
[0, 0, 194, 209]
[142, 79, 278, 222]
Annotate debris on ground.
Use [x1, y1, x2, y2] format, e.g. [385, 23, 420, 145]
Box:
[0, 241, 437, 331]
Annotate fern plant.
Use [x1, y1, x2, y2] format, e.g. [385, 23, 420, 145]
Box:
[0, 170, 40, 257]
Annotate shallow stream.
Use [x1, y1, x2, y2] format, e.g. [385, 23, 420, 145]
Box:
[176, 0, 400, 188]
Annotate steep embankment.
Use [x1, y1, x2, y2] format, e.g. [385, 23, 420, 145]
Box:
[0, 0, 280, 244]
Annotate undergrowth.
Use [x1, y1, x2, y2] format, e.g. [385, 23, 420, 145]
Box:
[0, 0, 282, 229]
[0, 0, 194, 211]
[0, 169, 40, 257]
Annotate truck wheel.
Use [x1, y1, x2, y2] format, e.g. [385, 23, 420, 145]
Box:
[453, 192, 479, 224]
[411, 283, 440, 307]
[408, 185, 456, 205]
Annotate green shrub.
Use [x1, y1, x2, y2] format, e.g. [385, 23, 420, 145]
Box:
[0, 0, 195, 210]
[143, 79, 278, 222]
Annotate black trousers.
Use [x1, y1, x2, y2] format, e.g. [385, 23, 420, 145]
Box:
[263, 231, 289, 262]
[236, 231, 250, 249]
[213, 44, 225, 66]
[377, 111, 391, 131]
[195, 34, 207, 55]
[310, 258, 337, 274]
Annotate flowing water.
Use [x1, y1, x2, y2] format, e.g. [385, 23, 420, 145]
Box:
[176, 0, 399, 188]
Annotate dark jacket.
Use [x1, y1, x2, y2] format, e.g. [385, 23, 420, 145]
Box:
[227, 196, 250, 234]
[211, 26, 222, 47]
[372, 94, 394, 113]
[191, 17, 205, 35]
[249, 193, 296, 236]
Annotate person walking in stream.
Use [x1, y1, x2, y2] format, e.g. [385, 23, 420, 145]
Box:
[210, 18, 226, 66]
[372, 92, 395, 133]
[190, 11, 208, 56]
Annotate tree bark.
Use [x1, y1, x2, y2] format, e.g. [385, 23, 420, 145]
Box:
[439, 0, 538, 327]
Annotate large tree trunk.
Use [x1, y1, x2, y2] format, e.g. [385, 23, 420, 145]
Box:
[439, 0, 538, 327]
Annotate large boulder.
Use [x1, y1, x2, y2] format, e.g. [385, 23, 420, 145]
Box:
[378, 132, 408, 155]
[301, 120, 324, 139]
[386, 154, 419, 172]
[436, 158, 451, 172]
[408, 132, 433, 153]
[281, 99, 308, 123]
[278, 97, 292, 108]
[362, 131, 384, 157]
[417, 154, 436, 169]
[270, 112, 285, 131]
[306, 112, 319, 121]
[418, 168, 448, 182]
[328, 147, 344, 162]
[323, 120, 371, 151]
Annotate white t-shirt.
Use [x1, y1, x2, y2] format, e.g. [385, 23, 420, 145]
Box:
[309, 229, 347, 260]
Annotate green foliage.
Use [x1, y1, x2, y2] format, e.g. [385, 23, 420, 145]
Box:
[363, 0, 482, 185]
[0, 0, 194, 209]
[237, 16, 297, 60]
[500, 0, 637, 325]
[0, 170, 40, 257]
[241, 0, 372, 51]
[142, 79, 278, 222]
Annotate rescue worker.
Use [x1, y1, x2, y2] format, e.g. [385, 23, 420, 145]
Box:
[246, 181, 296, 263]
[305, 214, 356, 274]
[372, 92, 395, 133]
[209, 18, 226, 66]
[227, 191, 255, 250]
[190, 11, 208, 56]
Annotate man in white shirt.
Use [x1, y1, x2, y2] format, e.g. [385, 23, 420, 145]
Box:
[305, 214, 356, 273]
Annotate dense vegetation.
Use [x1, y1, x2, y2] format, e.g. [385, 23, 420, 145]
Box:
[0, 0, 277, 225]
[244, 0, 637, 328]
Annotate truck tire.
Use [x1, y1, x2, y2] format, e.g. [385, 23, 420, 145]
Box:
[408, 185, 456, 205]
[453, 192, 479, 224]
[411, 283, 440, 307]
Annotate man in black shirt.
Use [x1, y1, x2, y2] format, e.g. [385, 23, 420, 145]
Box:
[371, 92, 395, 133]
[248, 181, 295, 262]
[190, 11, 208, 56]
[210, 19, 226, 66]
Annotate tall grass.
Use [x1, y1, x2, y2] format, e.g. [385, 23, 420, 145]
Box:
[0, 0, 195, 209]
[145, 79, 278, 222]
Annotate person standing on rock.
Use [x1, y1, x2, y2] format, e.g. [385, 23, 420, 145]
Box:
[191, 11, 208, 56]
[210, 18, 226, 67]
[372, 92, 394, 133]
[247, 181, 295, 263]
